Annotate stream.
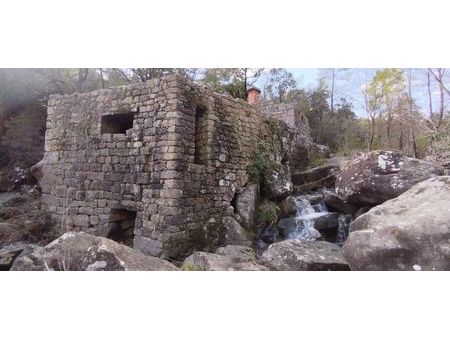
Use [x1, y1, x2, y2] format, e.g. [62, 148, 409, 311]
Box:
[281, 190, 352, 246]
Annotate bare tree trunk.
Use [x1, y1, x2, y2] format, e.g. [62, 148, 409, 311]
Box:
[398, 127, 404, 151]
[369, 116, 375, 151]
[330, 68, 335, 113]
[386, 101, 392, 149]
[427, 69, 433, 119]
[77, 68, 89, 92]
[411, 128, 418, 158]
[438, 68, 445, 129]
[430, 68, 450, 97]
[243, 68, 248, 100]
[98, 68, 105, 89]
[407, 69, 417, 157]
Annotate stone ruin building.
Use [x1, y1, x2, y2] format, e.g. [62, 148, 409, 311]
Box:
[35, 75, 311, 258]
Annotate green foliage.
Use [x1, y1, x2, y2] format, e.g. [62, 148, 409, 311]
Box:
[308, 153, 327, 168]
[246, 138, 280, 190]
[263, 119, 281, 136]
[263, 68, 297, 102]
[201, 68, 263, 99]
[181, 262, 201, 271]
[302, 84, 365, 153]
[414, 134, 430, 159]
[256, 201, 280, 226]
[427, 121, 450, 158]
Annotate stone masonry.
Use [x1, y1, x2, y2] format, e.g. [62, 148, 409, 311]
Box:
[35, 75, 312, 258]
[261, 101, 313, 170]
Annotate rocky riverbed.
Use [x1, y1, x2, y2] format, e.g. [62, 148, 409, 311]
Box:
[1, 150, 450, 271]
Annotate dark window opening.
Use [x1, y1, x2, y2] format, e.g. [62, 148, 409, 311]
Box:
[230, 191, 237, 211]
[101, 113, 134, 134]
[107, 209, 136, 247]
[194, 106, 207, 165]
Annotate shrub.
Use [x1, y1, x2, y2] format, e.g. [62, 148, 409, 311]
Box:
[181, 262, 201, 271]
[415, 134, 430, 159]
[308, 153, 327, 168]
[256, 200, 280, 227]
[247, 139, 280, 190]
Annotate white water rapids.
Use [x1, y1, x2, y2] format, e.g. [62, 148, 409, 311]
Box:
[286, 192, 351, 245]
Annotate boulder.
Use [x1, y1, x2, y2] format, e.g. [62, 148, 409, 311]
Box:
[278, 194, 325, 218]
[235, 184, 259, 230]
[312, 212, 340, 231]
[354, 206, 371, 219]
[10, 232, 179, 271]
[343, 176, 450, 271]
[215, 245, 257, 263]
[182, 249, 268, 271]
[323, 190, 358, 215]
[258, 224, 280, 244]
[277, 218, 299, 238]
[292, 164, 339, 191]
[279, 196, 298, 219]
[305, 194, 325, 206]
[336, 150, 443, 206]
[0, 222, 24, 248]
[267, 116, 314, 172]
[0, 242, 27, 270]
[266, 164, 293, 201]
[261, 240, 350, 271]
[221, 216, 253, 246]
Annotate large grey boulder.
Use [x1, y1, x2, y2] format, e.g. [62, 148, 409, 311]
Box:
[235, 184, 259, 230]
[221, 216, 253, 246]
[292, 164, 339, 191]
[276, 218, 299, 238]
[0, 222, 24, 248]
[0, 242, 28, 270]
[261, 239, 349, 271]
[311, 212, 340, 231]
[215, 245, 257, 263]
[266, 164, 293, 201]
[343, 176, 450, 271]
[323, 190, 358, 215]
[10, 232, 178, 271]
[278, 196, 297, 219]
[182, 246, 268, 271]
[336, 150, 443, 206]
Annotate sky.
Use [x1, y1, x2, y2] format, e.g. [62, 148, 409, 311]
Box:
[288, 68, 319, 87]
[257, 68, 448, 118]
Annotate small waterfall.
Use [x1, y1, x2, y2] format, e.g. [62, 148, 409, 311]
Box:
[285, 191, 351, 245]
[287, 195, 327, 241]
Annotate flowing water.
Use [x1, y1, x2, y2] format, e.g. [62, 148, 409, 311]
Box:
[286, 191, 352, 246]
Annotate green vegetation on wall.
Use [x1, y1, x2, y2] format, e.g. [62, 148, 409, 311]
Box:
[246, 130, 281, 192]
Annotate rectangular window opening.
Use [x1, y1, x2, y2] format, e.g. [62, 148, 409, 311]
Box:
[194, 106, 207, 165]
[107, 209, 137, 247]
[101, 113, 134, 134]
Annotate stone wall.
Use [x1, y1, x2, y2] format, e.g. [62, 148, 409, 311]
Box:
[37, 75, 264, 258]
[260, 102, 304, 129]
[261, 101, 313, 171]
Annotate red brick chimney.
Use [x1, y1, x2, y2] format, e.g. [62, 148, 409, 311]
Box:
[246, 87, 261, 106]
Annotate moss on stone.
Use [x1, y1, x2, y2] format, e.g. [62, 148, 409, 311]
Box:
[256, 200, 280, 227]
[180, 262, 201, 271]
